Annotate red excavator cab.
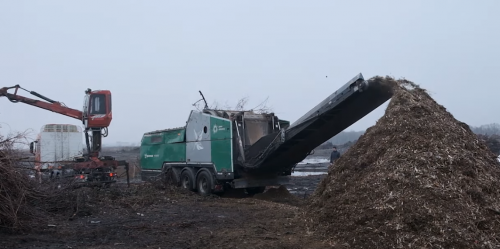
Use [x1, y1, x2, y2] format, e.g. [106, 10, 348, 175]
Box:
[83, 89, 112, 129]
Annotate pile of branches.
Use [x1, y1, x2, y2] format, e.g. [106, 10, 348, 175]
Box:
[0, 131, 43, 231]
[0, 132, 83, 233]
[195, 94, 274, 114]
[307, 76, 500, 248]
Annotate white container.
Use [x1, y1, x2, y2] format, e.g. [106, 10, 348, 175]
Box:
[33, 124, 84, 171]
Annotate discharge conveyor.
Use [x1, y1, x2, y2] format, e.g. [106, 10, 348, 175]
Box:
[241, 73, 395, 176]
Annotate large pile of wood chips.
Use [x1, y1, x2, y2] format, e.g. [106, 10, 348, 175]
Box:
[307, 76, 500, 249]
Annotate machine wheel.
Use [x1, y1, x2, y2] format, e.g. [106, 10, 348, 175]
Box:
[180, 168, 195, 191]
[196, 170, 214, 196]
[245, 186, 266, 195]
[163, 166, 180, 186]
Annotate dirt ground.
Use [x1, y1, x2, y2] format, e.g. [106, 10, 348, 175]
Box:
[1, 148, 330, 249]
[0, 181, 329, 249]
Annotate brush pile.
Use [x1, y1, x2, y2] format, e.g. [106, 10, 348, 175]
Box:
[0, 131, 191, 233]
[0, 132, 82, 233]
[0, 132, 43, 231]
[308, 77, 500, 248]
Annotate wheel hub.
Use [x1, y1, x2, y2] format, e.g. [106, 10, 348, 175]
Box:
[199, 178, 207, 193]
[182, 176, 189, 188]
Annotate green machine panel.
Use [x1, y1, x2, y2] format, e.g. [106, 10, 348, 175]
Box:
[278, 119, 290, 129]
[210, 116, 233, 172]
[140, 128, 186, 170]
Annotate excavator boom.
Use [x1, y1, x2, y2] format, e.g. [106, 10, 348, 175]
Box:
[0, 85, 83, 120]
[0, 85, 113, 129]
[1, 84, 113, 156]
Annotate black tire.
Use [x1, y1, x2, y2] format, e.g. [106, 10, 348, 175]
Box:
[196, 170, 214, 196]
[163, 166, 180, 186]
[246, 186, 266, 195]
[180, 168, 195, 191]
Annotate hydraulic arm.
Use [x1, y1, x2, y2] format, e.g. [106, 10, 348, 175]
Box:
[0, 85, 83, 120]
[0, 84, 112, 158]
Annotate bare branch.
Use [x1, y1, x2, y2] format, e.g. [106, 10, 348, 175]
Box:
[250, 96, 269, 110]
[251, 96, 273, 114]
[235, 96, 249, 111]
[197, 94, 273, 114]
[209, 100, 220, 110]
[222, 101, 232, 110]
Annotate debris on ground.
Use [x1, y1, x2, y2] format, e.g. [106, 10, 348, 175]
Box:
[218, 187, 248, 198]
[307, 76, 500, 248]
[1, 176, 328, 248]
[253, 185, 303, 205]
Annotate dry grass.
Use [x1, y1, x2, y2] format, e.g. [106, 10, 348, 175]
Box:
[306, 76, 500, 249]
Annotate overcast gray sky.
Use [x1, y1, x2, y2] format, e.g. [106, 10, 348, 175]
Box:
[1, 0, 499, 145]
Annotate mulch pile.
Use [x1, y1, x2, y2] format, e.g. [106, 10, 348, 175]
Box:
[307, 76, 500, 248]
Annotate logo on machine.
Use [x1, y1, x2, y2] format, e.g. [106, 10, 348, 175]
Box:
[144, 154, 158, 158]
[212, 125, 226, 133]
[91, 114, 106, 120]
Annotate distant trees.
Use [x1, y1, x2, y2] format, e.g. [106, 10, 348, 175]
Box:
[476, 134, 500, 155]
[316, 141, 333, 150]
[469, 123, 500, 155]
[328, 131, 365, 145]
[470, 123, 500, 136]
[315, 131, 363, 152]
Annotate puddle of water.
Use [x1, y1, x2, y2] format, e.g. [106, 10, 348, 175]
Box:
[291, 171, 327, 176]
[298, 158, 329, 165]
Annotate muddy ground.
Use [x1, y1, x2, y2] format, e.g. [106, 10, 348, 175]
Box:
[2, 148, 331, 249]
[1, 183, 329, 249]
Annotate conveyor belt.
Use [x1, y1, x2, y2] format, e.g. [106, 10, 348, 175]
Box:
[241, 73, 395, 176]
